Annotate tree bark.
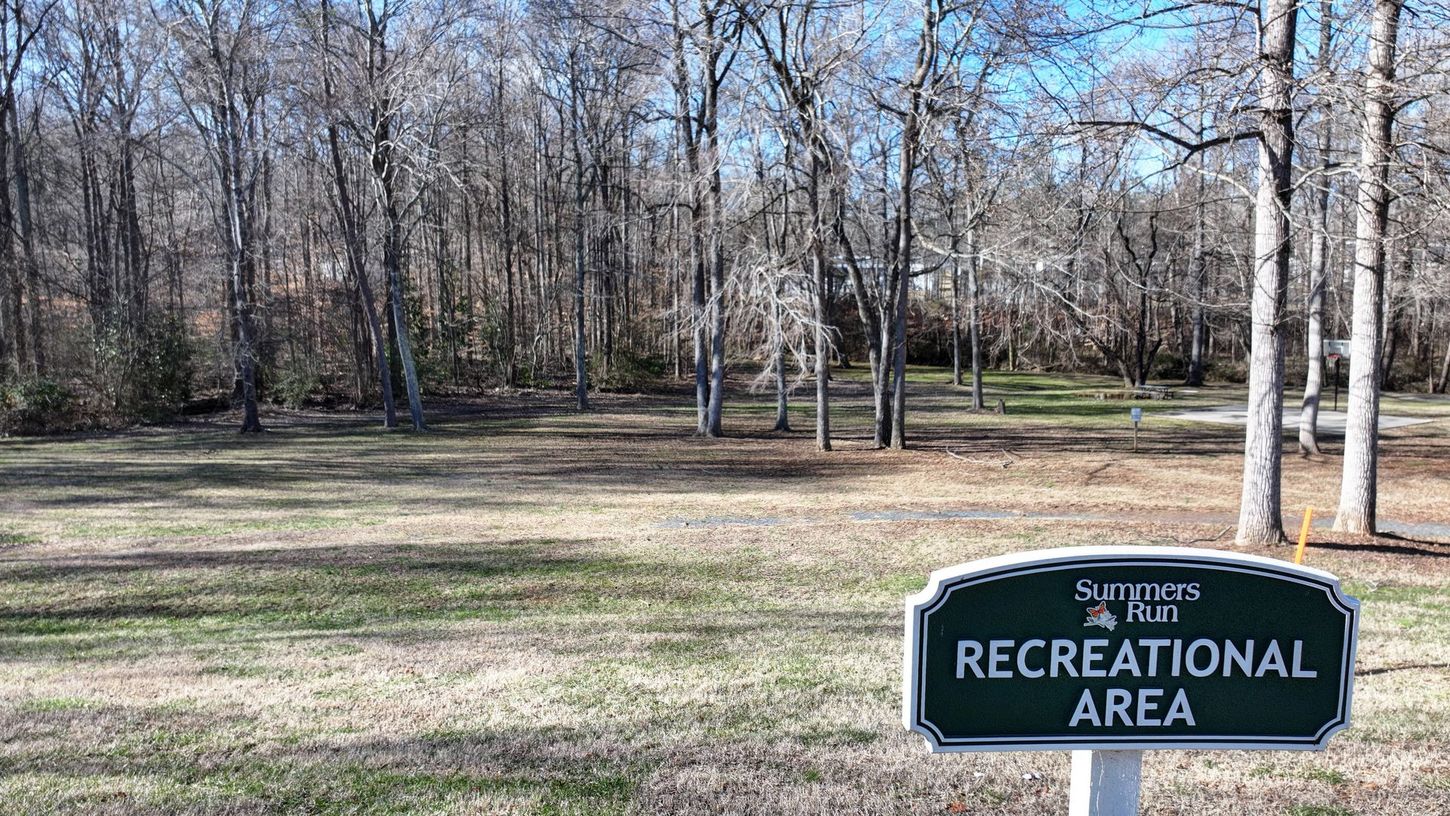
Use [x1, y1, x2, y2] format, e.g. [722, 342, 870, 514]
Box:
[966, 228, 984, 411]
[573, 204, 588, 410]
[220, 111, 261, 433]
[1436, 338, 1450, 394]
[832, 218, 884, 447]
[773, 326, 790, 433]
[1235, 0, 1298, 546]
[1299, 0, 1334, 455]
[810, 151, 830, 451]
[704, 174, 726, 436]
[569, 55, 590, 412]
[886, 0, 941, 450]
[0, 119, 23, 377]
[1185, 175, 1207, 387]
[366, 7, 425, 430]
[319, 0, 395, 427]
[386, 221, 427, 430]
[1334, 0, 1403, 535]
[671, 1, 734, 436]
[497, 65, 518, 387]
[8, 94, 41, 376]
[328, 122, 396, 428]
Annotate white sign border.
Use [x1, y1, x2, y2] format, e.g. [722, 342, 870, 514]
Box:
[902, 545, 1360, 753]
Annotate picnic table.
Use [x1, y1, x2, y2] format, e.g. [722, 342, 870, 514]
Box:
[1089, 385, 1178, 401]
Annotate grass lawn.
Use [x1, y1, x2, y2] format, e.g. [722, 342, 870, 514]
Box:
[2, 369, 1448, 814]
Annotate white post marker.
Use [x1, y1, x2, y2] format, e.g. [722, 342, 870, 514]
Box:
[1070, 750, 1141, 816]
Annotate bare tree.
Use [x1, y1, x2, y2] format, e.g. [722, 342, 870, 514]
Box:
[1335, 0, 1405, 535]
[163, 0, 280, 433]
[310, 0, 396, 428]
[745, 0, 867, 451]
[0, 0, 54, 379]
[359, 0, 432, 431]
[1234, 0, 1299, 546]
[1298, 0, 1337, 454]
[2, 0, 1446, 464]
[669, 0, 740, 437]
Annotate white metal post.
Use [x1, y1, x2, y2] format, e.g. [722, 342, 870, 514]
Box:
[1069, 750, 1142, 816]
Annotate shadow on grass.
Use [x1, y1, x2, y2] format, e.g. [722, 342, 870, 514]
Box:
[0, 597, 907, 811]
[0, 702, 651, 814]
[0, 538, 752, 658]
[1359, 662, 1450, 677]
[0, 532, 901, 666]
[1, 395, 872, 520]
[1296, 537, 1450, 559]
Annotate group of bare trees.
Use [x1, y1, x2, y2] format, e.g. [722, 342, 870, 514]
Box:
[0, 0, 1447, 540]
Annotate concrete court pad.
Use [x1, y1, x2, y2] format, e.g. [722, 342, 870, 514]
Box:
[1167, 404, 1437, 435]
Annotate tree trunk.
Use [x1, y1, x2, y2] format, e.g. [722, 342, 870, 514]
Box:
[371, 109, 425, 428]
[326, 115, 396, 428]
[704, 177, 726, 436]
[773, 342, 790, 432]
[1299, 0, 1334, 455]
[385, 201, 427, 431]
[889, 251, 908, 449]
[200, 15, 265, 436]
[8, 95, 41, 376]
[886, 4, 939, 451]
[691, 224, 708, 429]
[810, 150, 830, 451]
[1334, 0, 1403, 535]
[813, 243, 831, 451]
[950, 247, 961, 387]
[1436, 337, 1450, 394]
[1186, 189, 1207, 387]
[773, 285, 790, 432]
[229, 248, 263, 433]
[570, 65, 591, 412]
[876, 304, 894, 447]
[497, 67, 518, 387]
[223, 135, 261, 433]
[1135, 270, 1150, 387]
[967, 228, 984, 411]
[1235, 0, 1298, 546]
[831, 211, 885, 448]
[0, 125, 24, 378]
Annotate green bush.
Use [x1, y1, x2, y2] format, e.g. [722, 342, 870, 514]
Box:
[1215, 359, 1249, 384]
[272, 362, 322, 409]
[1150, 351, 1186, 381]
[91, 316, 195, 421]
[129, 317, 194, 420]
[0, 377, 78, 436]
[592, 351, 665, 392]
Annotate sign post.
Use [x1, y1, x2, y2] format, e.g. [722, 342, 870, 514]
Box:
[904, 547, 1359, 813]
[1069, 749, 1140, 816]
[1334, 356, 1341, 411]
[1325, 340, 1351, 412]
[1129, 407, 1142, 452]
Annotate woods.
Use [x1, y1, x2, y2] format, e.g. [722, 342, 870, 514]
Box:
[0, 1, 1447, 529]
[5, 5, 1450, 812]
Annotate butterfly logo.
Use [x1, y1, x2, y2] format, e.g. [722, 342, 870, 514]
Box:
[1083, 602, 1118, 631]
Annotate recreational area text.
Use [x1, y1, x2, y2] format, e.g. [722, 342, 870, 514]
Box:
[955, 636, 1319, 728]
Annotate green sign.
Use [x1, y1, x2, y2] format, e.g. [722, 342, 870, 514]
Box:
[904, 547, 1358, 752]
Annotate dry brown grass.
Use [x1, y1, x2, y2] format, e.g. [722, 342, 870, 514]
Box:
[1, 370, 1447, 814]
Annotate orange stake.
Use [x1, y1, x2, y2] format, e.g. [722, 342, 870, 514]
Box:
[1294, 507, 1314, 565]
